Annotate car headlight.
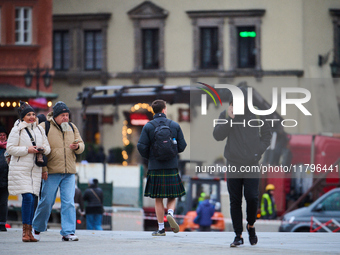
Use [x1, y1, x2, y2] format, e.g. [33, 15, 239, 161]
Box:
[288, 216, 295, 223]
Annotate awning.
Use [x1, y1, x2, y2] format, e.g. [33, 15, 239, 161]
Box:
[0, 84, 58, 99]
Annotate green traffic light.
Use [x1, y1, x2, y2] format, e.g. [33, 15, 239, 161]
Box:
[239, 31, 256, 38]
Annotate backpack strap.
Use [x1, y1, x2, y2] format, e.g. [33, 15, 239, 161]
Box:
[45, 121, 74, 136]
[149, 120, 158, 128]
[45, 121, 50, 137]
[165, 119, 172, 127]
[149, 119, 172, 128]
[68, 122, 75, 133]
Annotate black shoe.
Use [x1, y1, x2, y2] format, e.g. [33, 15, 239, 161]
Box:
[152, 229, 166, 236]
[230, 236, 244, 247]
[0, 224, 7, 232]
[247, 224, 258, 245]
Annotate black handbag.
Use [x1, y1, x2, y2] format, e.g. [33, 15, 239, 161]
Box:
[25, 128, 48, 167]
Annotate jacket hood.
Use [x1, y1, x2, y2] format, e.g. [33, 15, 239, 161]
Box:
[46, 111, 54, 121]
[46, 111, 60, 128]
[15, 119, 37, 130]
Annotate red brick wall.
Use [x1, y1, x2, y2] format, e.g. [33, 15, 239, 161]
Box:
[0, 0, 53, 92]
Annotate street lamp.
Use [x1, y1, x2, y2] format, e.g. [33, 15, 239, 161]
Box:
[24, 63, 52, 97]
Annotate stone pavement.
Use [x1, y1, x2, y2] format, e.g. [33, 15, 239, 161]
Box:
[1, 229, 340, 255]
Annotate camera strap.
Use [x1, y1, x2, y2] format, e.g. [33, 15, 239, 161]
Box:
[24, 128, 37, 147]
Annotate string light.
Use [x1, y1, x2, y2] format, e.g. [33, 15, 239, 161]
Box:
[121, 103, 154, 166]
[47, 101, 52, 107]
[122, 121, 129, 165]
[130, 103, 154, 114]
[0, 101, 30, 108]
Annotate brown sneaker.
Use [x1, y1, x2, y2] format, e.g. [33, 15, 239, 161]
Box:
[166, 214, 179, 233]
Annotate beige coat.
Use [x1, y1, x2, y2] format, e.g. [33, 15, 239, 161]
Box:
[7, 120, 51, 196]
[40, 112, 84, 174]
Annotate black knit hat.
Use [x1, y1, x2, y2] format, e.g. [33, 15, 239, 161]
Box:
[53, 101, 70, 118]
[18, 101, 35, 120]
[0, 126, 7, 136]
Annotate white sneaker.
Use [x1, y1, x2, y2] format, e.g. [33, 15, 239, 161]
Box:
[62, 234, 79, 241]
[31, 229, 40, 241]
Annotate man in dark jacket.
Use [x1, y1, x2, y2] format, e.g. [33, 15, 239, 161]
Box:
[83, 178, 104, 230]
[0, 126, 8, 231]
[213, 87, 272, 247]
[137, 99, 187, 236]
[196, 195, 215, 231]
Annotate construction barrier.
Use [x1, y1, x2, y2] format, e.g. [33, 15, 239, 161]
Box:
[310, 216, 340, 233]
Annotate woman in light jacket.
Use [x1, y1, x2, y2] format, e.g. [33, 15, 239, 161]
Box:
[6, 102, 50, 242]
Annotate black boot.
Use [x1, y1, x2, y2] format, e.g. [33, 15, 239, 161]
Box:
[247, 223, 258, 245]
[0, 224, 7, 232]
[230, 235, 244, 247]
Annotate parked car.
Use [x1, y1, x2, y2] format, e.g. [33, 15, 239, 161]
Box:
[279, 188, 340, 232]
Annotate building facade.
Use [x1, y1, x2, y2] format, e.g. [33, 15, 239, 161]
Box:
[52, 0, 340, 165]
[0, 0, 56, 131]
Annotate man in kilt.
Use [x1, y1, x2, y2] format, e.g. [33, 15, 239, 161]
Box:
[137, 100, 187, 236]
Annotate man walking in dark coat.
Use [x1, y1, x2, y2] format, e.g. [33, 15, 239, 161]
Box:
[137, 100, 187, 236]
[213, 87, 272, 247]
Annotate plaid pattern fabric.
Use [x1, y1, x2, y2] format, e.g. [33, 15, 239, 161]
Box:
[144, 169, 186, 198]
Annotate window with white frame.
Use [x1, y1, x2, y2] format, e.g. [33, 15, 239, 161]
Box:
[15, 7, 32, 44]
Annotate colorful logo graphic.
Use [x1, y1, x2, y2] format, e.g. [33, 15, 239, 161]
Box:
[196, 82, 222, 115]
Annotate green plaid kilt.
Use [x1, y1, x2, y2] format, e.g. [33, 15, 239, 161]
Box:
[144, 169, 186, 198]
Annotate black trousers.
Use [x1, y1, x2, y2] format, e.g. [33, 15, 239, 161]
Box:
[226, 163, 259, 236]
[0, 186, 8, 224]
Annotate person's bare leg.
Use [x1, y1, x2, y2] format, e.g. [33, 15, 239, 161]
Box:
[152, 198, 166, 236]
[167, 198, 176, 212]
[155, 198, 164, 223]
[166, 198, 179, 233]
